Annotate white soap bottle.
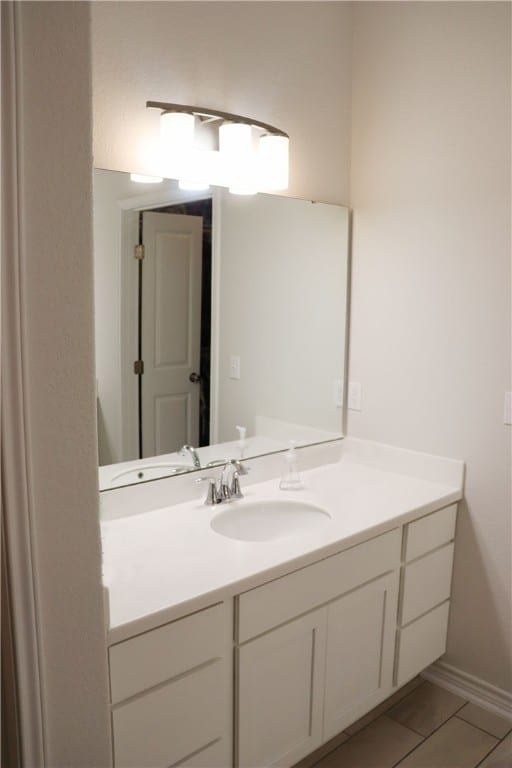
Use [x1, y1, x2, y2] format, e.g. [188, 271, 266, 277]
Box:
[236, 425, 247, 459]
[279, 440, 303, 490]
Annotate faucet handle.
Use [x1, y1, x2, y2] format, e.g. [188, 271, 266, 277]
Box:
[229, 459, 250, 476]
[230, 471, 244, 500]
[195, 477, 219, 505]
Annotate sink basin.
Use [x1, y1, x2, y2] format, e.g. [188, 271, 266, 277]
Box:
[210, 499, 331, 542]
[110, 463, 191, 487]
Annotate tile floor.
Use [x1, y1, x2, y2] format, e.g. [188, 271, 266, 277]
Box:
[294, 679, 512, 768]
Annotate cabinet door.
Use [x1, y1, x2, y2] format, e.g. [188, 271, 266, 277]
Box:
[323, 571, 399, 741]
[237, 609, 326, 768]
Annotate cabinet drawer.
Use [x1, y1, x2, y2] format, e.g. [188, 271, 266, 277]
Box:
[237, 529, 400, 643]
[401, 543, 454, 625]
[396, 601, 450, 687]
[405, 505, 457, 562]
[113, 659, 226, 768]
[109, 603, 226, 704]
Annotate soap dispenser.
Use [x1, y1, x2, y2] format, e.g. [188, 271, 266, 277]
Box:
[279, 440, 303, 490]
[236, 425, 247, 459]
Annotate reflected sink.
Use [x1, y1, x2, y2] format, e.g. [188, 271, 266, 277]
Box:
[210, 499, 331, 542]
[110, 463, 191, 488]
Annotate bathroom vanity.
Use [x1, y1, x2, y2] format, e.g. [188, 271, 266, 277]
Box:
[101, 439, 463, 768]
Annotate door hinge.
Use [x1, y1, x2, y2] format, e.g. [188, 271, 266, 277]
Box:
[134, 360, 144, 375]
[134, 244, 145, 260]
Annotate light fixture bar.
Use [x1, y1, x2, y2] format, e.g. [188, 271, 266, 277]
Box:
[146, 101, 288, 139]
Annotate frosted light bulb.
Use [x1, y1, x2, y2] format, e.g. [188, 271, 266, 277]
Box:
[130, 174, 163, 184]
[219, 122, 256, 191]
[258, 134, 289, 191]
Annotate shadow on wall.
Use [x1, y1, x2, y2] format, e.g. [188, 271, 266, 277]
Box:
[97, 397, 115, 466]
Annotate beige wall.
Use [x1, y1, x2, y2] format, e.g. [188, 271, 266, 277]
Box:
[349, 2, 511, 691]
[92, 1, 353, 205]
[14, 3, 111, 765]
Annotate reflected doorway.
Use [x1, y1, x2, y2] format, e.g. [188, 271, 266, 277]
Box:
[137, 199, 212, 459]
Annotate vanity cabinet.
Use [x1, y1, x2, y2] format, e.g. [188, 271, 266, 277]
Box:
[236, 530, 401, 768]
[109, 603, 231, 768]
[106, 503, 457, 768]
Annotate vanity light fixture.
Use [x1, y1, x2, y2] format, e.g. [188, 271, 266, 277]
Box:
[147, 101, 289, 194]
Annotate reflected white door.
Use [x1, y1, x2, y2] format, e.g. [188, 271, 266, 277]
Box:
[141, 211, 203, 458]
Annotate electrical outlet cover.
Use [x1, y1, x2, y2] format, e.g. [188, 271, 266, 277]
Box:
[348, 381, 362, 411]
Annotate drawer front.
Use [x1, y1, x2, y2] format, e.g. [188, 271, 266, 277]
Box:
[396, 601, 450, 687]
[109, 603, 226, 704]
[401, 543, 454, 626]
[237, 529, 400, 643]
[405, 505, 457, 562]
[113, 659, 226, 768]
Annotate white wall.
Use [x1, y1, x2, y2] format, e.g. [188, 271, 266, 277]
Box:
[12, 2, 112, 765]
[349, 2, 511, 692]
[217, 192, 348, 442]
[92, 1, 352, 205]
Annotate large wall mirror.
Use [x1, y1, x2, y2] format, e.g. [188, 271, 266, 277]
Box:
[94, 169, 349, 490]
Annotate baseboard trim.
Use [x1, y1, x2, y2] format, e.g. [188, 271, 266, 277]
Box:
[422, 661, 512, 722]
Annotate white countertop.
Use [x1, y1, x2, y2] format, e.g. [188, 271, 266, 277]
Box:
[101, 442, 464, 645]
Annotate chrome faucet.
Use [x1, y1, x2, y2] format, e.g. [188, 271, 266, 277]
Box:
[196, 459, 249, 505]
[179, 444, 201, 469]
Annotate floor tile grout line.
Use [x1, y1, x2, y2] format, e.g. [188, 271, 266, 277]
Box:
[384, 715, 425, 739]
[310, 680, 426, 765]
[311, 690, 470, 768]
[309, 715, 426, 768]
[388, 701, 472, 768]
[309, 734, 351, 768]
[311, 723, 427, 768]
[388, 728, 427, 768]
[342, 678, 424, 739]
[306, 684, 510, 768]
[386, 696, 469, 742]
[473, 736, 510, 768]
[454, 713, 511, 742]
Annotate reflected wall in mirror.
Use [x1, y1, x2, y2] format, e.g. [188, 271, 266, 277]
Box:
[93, 170, 349, 490]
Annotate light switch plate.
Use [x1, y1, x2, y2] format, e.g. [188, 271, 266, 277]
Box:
[504, 392, 512, 425]
[348, 381, 362, 411]
[230, 355, 241, 380]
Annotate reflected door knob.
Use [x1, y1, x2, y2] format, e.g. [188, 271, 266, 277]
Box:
[189, 372, 201, 383]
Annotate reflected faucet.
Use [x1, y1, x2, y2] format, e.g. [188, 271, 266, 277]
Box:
[179, 445, 201, 469]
